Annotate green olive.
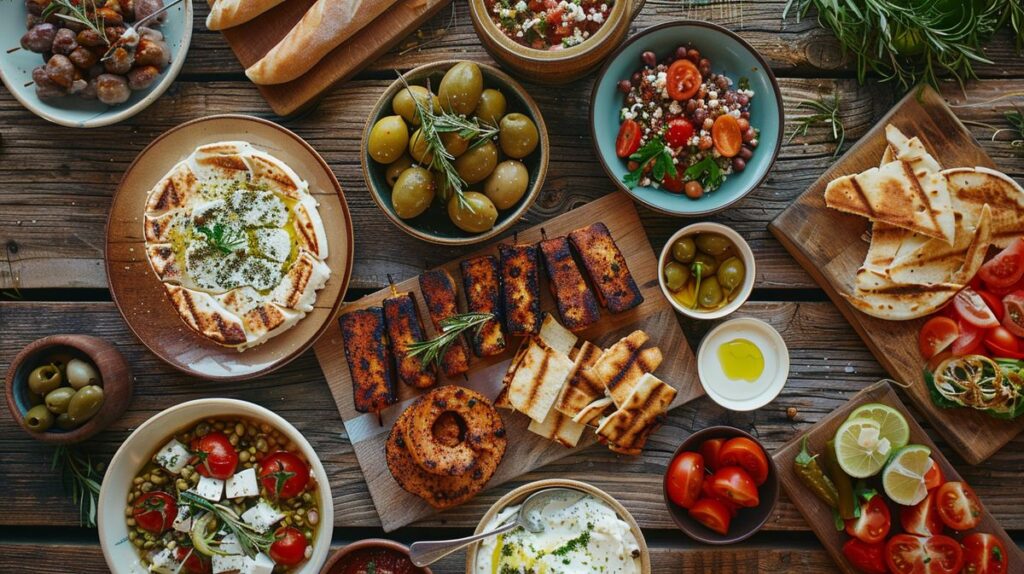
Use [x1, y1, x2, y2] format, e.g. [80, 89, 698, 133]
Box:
[28, 364, 62, 395]
[438, 61, 483, 115]
[385, 154, 414, 187]
[55, 412, 77, 430]
[717, 256, 746, 292]
[671, 237, 696, 263]
[408, 128, 433, 165]
[367, 115, 409, 164]
[698, 276, 724, 309]
[391, 85, 438, 126]
[693, 253, 718, 275]
[45, 386, 76, 414]
[433, 171, 454, 203]
[66, 358, 101, 389]
[454, 140, 498, 185]
[695, 233, 733, 257]
[448, 192, 498, 233]
[663, 261, 690, 292]
[392, 167, 436, 219]
[442, 131, 470, 158]
[475, 88, 506, 126]
[483, 160, 529, 210]
[68, 385, 104, 423]
[24, 404, 54, 432]
[498, 113, 539, 159]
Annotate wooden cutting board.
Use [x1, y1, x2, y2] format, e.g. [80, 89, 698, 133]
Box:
[218, 0, 451, 116]
[769, 86, 1024, 465]
[313, 191, 702, 531]
[774, 380, 1024, 574]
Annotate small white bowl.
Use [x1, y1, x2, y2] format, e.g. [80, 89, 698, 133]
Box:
[98, 398, 333, 574]
[697, 317, 789, 411]
[658, 222, 756, 320]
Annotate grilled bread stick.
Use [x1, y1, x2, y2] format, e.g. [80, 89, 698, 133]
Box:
[383, 292, 437, 389]
[339, 307, 396, 413]
[568, 222, 643, 313]
[459, 255, 507, 357]
[418, 269, 471, 377]
[538, 236, 600, 331]
[498, 243, 542, 337]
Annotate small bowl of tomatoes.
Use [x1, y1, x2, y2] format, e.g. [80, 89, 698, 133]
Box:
[663, 426, 779, 544]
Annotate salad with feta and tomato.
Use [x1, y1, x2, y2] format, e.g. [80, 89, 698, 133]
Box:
[484, 0, 613, 50]
[126, 417, 321, 574]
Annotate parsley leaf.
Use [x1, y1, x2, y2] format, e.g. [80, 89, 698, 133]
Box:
[623, 136, 677, 189]
[683, 157, 724, 191]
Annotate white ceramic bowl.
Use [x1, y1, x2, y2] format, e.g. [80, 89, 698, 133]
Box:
[658, 222, 756, 320]
[98, 398, 333, 574]
[0, 0, 193, 128]
[697, 317, 790, 411]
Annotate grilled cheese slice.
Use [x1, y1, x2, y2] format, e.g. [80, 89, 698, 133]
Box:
[418, 269, 470, 377]
[568, 222, 643, 313]
[499, 243, 542, 337]
[340, 307, 397, 413]
[460, 255, 506, 357]
[508, 338, 574, 423]
[539, 237, 600, 331]
[596, 373, 676, 455]
[383, 292, 437, 389]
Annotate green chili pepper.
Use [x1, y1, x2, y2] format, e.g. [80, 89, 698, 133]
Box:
[824, 439, 858, 522]
[794, 436, 839, 509]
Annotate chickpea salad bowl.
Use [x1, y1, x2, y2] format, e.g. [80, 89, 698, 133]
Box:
[590, 21, 783, 216]
[98, 399, 333, 574]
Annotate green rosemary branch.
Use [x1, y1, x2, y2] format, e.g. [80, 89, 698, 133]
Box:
[407, 312, 494, 368]
[42, 0, 109, 46]
[179, 491, 275, 558]
[52, 446, 104, 528]
[787, 90, 845, 157]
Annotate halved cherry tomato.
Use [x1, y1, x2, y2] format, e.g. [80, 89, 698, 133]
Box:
[984, 326, 1024, 358]
[924, 459, 945, 491]
[928, 350, 954, 373]
[701, 477, 739, 517]
[661, 169, 686, 193]
[175, 547, 212, 574]
[952, 320, 984, 356]
[665, 451, 704, 509]
[924, 535, 966, 574]
[718, 437, 769, 486]
[900, 492, 944, 536]
[190, 431, 239, 480]
[132, 491, 177, 534]
[984, 338, 1024, 359]
[979, 237, 1024, 289]
[665, 117, 695, 148]
[700, 438, 725, 472]
[615, 119, 642, 158]
[842, 538, 888, 574]
[270, 526, 309, 566]
[688, 497, 732, 535]
[709, 466, 760, 508]
[962, 532, 1008, 574]
[886, 534, 964, 574]
[936, 481, 982, 531]
[955, 288, 1000, 329]
[988, 274, 1024, 297]
[259, 451, 311, 500]
[1002, 291, 1024, 338]
[978, 290, 1005, 322]
[919, 316, 959, 359]
[845, 494, 890, 544]
[712, 114, 743, 158]
[666, 59, 701, 101]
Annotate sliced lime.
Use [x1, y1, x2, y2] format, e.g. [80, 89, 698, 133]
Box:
[849, 403, 910, 450]
[834, 418, 891, 478]
[883, 445, 932, 506]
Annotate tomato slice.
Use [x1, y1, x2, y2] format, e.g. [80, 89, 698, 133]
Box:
[700, 438, 725, 472]
[688, 497, 732, 535]
[887, 534, 927, 574]
[978, 290, 1006, 322]
[661, 169, 686, 193]
[979, 237, 1024, 289]
[984, 326, 1024, 358]
[842, 538, 889, 574]
[936, 481, 982, 531]
[666, 59, 701, 101]
[919, 316, 959, 359]
[709, 466, 760, 508]
[665, 451, 704, 509]
[923, 535, 966, 574]
[952, 320, 984, 356]
[954, 288, 1000, 329]
[900, 491, 944, 536]
[615, 119, 642, 158]
[665, 117, 694, 148]
[987, 274, 1024, 297]
[701, 477, 739, 516]
[712, 114, 743, 158]
[924, 459, 945, 491]
[1002, 291, 1024, 338]
[132, 491, 177, 534]
[845, 495, 891, 544]
[717, 437, 769, 485]
[962, 532, 1009, 574]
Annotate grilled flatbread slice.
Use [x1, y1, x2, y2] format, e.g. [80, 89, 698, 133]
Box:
[507, 338, 574, 423]
[596, 373, 676, 455]
[528, 409, 587, 448]
[843, 272, 963, 320]
[887, 204, 992, 285]
[944, 167, 1024, 249]
[269, 250, 331, 313]
[588, 331, 663, 407]
[145, 162, 199, 214]
[497, 315, 577, 410]
[572, 396, 614, 426]
[164, 284, 247, 346]
[218, 286, 303, 346]
[553, 341, 604, 418]
[885, 125, 942, 177]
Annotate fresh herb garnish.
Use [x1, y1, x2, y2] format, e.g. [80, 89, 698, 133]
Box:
[42, 0, 109, 46]
[623, 137, 677, 189]
[52, 446, 104, 528]
[550, 529, 591, 556]
[366, 560, 377, 574]
[179, 490, 275, 558]
[683, 157, 723, 191]
[788, 89, 846, 157]
[195, 223, 246, 255]
[268, 463, 296, 499]
[406, 312, 495, 368]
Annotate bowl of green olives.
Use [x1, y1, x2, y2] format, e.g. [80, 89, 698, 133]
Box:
[5, 334, 133, 443]
[362, 60, 548, 246]
[658, 222, 755, 320]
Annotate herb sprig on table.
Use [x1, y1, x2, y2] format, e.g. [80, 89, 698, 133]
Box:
[623, 136, 677, 189]
[407, 312, 494, 368]
[52, 446, 104, 528]
[788, 90, 846, 157]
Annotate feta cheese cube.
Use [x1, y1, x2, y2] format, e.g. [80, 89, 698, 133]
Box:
[172, 506, 193, 533]
[194, 476, 225, 502]
[219, 533, 243, 556]
[225, 468, 259, 499]
[154, 439, 190, 475]
[242, 553, 276, 574]
[240, 500, 284, 533]
[212, 554, 247, 574]
[149, 548, 183, 574]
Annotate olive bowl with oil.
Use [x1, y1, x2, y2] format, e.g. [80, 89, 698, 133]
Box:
[658, 222, 755, 320]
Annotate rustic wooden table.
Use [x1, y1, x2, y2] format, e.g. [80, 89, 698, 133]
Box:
[2, 2, 1024, 572]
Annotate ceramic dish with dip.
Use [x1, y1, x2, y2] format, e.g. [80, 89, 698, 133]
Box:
[697, 317, 789, 411]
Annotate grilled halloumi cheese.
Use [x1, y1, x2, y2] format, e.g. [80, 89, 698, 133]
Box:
[340, 307, 397, 414]
[460, 255, 506, 357]
[568, 222, 643, 313]
[498, 314, 578, 410]
[596, 373, 676, 455]
[499, 243, 542, 337]
[383, 292, 437, 389]
[539, 236, 600, 331]
[591, 330, 662, 407]
[553, 341, 604, 418]
[508, 338, 575, 423]
[418, 269, 471, 377]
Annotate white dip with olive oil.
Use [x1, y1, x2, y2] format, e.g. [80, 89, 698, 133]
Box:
[476, 493, 641, 574]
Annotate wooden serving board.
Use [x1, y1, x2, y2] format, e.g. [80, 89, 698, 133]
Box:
[774, 381, 1024, 574]
[313, 191, 702, 532]
[218, 0, 451, 116]
[769, 86, 1024, 465]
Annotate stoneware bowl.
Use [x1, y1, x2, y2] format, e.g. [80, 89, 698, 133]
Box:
[98, 398, 334, 574]
[362, 60, 548, 246]
[465, 479, 651, 573]
[5, 334, 133, 444]
[320, 539, 431, 574]
[0, 0, 193, 128]
[658, 221, 755, 320]
[590, 20, 784, 216]
[664, 426, 779, 544]
[467, 0, 640, 84]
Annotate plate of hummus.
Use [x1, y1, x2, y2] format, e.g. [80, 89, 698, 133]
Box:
[467, 479, 650, 574]
[106, 115, 353, 380]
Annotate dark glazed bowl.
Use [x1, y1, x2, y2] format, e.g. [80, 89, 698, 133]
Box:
[321, 539, 431, 574]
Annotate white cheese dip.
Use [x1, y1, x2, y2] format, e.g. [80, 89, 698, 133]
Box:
[475, 492, 641, 574]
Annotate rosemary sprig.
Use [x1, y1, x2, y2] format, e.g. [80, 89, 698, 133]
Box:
[787, 90, 845, 157]
[42, 0, 109, 46]
[52, 446, 104, 528]
[407, 312, 494, 368]
[195, 223, 247, 255]
[179, 491, 275, 558]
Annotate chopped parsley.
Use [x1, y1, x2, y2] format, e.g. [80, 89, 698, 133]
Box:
[623, 136, 677, 189]
[551, 529, 591, 557]
[684, 156, 724, 191]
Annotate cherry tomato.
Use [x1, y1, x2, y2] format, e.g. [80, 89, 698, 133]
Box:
[924, 535, 966, 574]
[688, 497, 732, 535]
[842, 538, 888, 574]
[711, 114, 743, 158]
[845, 495, 891, 544]
[924, 459, 945, 491]
[979, 237, 1024, 289]
[952, 320, 984, 356]
[665, 451, 705, 509]
[936, 481, 982, 531]
[955, 288, 1000, 329]
[701, 477, 739, 517]
[661, 169, 686, 193]
[984, 326, 1024, 358]
[190, 432, 239, 480]
[665, 117, 695, 148]
[700, 438, 725, 472]
[886, 534, 964, 574]
[132, 491, 177, 534]
[1002, 291, 1024, 338]
[259, 451, 311, 499]
[175, 547, 212, 574]
[615, 119, 642, 158]
[270, 526, 309, 566]
[978, 290, 1005, 322]
[988, 274, 1024, 297]
[962, 532, 1008, 574]
[900, 491, 944, 536]
[709, 466, 760, 508]
[717, 437, 769, 486]
[919, 316, 959, 360]
[666, 59, 701, 101]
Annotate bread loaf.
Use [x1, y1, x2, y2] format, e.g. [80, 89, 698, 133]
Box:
[206, 0, 286, 30]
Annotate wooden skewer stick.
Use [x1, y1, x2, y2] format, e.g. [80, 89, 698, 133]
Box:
[387, 273, 398, 297]
[7, 47, 22, 54]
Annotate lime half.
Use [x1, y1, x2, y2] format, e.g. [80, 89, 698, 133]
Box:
[849, 403, 910, 451]
[834, 418, 891, 478]
[883, 445, 932, 506]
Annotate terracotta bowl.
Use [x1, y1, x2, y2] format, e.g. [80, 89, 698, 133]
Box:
[321, 539, 431, 574]
[664, 426, 779, 544]
[5, 334, 133, 444]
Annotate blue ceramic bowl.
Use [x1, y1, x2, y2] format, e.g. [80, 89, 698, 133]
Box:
[590, 21, 783, 216]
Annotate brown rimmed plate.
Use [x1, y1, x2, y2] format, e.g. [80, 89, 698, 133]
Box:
[105, 114, 353, 381]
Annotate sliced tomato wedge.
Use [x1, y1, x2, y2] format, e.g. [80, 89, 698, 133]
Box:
[962, 532, 1009, 574]
[988, 274, 1024, 296]
[979, 237, 1024, 289]
[955, 288, 1000, 329]
[717, 437, 770, 486]
[1002, 291, 1024, 338]
[919, 316, 959, 359]
[665, 451, 704, 509]
[701, 477, 739, 517]
[842, 539, 888, 574]
[845, 494, 891, 544]
[978, 290, 1006, 322]
[984, 326, 1024, 359]
[924, 459, 945, 491]
[688, 497, 732, 535]
[666, 59, 701, 101]
[886, 534, 964, 574]
[952, 320, 984, 356]
[615, 119, 642, 158]
[709, 466, 760, 508]
[936, 481, 982, 531]
[900, 492, 944, 536]
[665, 117, 695, 148]
[700, 438, 725, 472]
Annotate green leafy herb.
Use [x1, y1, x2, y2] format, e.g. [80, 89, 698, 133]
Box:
[406, 312, 495, 368]
[42, 0, 108, 46]
[52, 446, 104, 528]
[1005, 108, 1024, 151]
[683, 157, 723, 191]
[366, 560, 377, 574]
[623, 137, 677, 189]
[195, 223, 246, 255]
[180, 490, 275, 558]
[551, 529, 591, 557]
[788, 90, 846, 157]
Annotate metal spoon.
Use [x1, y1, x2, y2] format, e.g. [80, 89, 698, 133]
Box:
[408, 487, 586, 567]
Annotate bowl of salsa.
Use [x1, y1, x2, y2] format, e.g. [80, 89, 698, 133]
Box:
[320, 539, 430, 574]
